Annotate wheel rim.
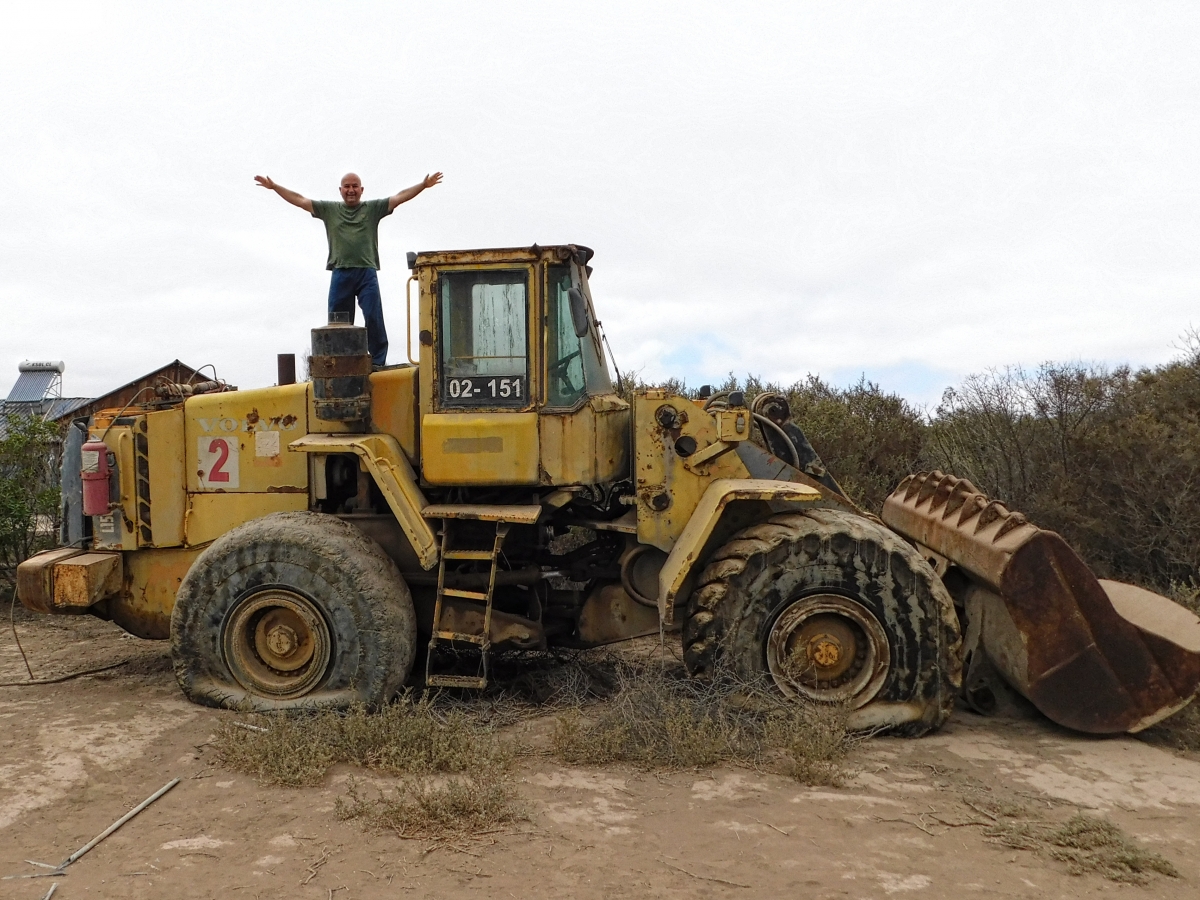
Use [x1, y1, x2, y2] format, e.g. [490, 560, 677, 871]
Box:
[222, 588, 332, 699]
[765, 593, 890, 707]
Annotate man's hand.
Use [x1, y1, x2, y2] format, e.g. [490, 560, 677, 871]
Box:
[389, 172, 444, 211]
[255, 175, 313, 213]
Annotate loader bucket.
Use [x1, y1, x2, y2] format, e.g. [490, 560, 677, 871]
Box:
[882, 471, 1200, 734]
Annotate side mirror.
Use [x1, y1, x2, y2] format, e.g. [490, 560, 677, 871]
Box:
[568, 287, 590, 338]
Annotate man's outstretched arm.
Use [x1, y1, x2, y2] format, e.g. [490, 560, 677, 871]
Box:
[388, 172, 443, 212]
[255, 176, 315, 214]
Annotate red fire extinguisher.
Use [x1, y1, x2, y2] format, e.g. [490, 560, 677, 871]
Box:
[81, 440, 113, 517]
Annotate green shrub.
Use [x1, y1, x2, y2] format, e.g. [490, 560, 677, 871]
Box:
[926, 347, 1200, 590]
[0, 413, 61, 587]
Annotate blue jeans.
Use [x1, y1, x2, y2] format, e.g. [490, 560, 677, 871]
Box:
[328, 268, 388, 366]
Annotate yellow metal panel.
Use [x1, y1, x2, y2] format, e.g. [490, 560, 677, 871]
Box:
[714, 408, 751, 442]
[658, 478, 823, 622]
[539, 395, 631, 486]
[421, 412, 540, 485]
[111, 546, 204, 639]
[93, 426, 138, 551]
[184, 492, 308, 547]
[368, 366, 419, 462]
[633, 392, 752, 551]
[185, 384, 308, 493]
[145, 407, 186, 546]
[418, 265, 436, 419]
[289, 433, 439, 569]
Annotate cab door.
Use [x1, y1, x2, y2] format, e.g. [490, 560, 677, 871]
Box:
[419, 264, 541, 485]
[538, 261, 629, 485]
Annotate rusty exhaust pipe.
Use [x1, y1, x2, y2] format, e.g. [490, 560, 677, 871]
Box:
[277, 353, 296, 386]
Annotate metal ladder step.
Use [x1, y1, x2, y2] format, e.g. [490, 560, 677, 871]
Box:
[424, 519, 515, 691]
[434, 630, 487, 645]
[441, 587, 489, 601]
[443, 550, 495, 560]
[426, 674, 488, 689]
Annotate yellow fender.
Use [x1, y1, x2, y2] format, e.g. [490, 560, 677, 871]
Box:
[657, 478, 823, 623]
[288, 433, 439, 569]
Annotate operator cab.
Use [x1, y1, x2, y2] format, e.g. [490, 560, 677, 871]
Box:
[409, 244, 629, 487]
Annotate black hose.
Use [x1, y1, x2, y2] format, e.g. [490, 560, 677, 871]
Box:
[752, 412, 801, 469]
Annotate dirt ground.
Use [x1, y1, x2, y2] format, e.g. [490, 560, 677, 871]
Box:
[2, 607, 1199, 900]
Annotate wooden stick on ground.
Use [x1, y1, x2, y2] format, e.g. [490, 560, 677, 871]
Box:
[55, 779, 181, 870]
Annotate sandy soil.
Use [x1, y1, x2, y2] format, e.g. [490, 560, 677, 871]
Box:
[2, 607, 1199, 900]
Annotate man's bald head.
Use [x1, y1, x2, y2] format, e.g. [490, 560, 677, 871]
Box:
[339, 173, 363, 207]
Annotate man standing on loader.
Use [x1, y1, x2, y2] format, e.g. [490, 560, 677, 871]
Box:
[254, 170, 444, 368]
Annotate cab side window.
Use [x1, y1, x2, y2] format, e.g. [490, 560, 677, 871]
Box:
[546, 265, 586, 407]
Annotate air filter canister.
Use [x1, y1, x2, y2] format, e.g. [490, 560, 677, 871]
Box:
[310, 324, 372, 422]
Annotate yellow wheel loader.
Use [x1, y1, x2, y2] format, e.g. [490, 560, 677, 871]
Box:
[17, 245, 1200, 735]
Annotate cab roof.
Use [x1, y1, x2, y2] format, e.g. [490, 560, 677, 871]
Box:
[408, 244, 594, 269]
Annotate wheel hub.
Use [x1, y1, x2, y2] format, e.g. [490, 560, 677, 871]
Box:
[223, 589, 331, 699]
[807, 632, 844, 670]
[766, 594, 889, 707]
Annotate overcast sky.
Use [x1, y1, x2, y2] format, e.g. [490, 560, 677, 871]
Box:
[2, 1, 1197, 409]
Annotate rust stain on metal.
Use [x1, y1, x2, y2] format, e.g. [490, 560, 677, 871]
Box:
[310, 355, 373, 378]
[883, 471, 1200, 733]
[16, 548, 85, 613]
[52, 552, 123, 608]
[266, 485, 308, 493]
[246, 408, 260, 425]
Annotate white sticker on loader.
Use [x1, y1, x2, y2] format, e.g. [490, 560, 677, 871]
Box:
[254, 430, 281, 457]
[198, 436, 240, 489]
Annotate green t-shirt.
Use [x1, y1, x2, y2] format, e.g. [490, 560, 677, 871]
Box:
[311, 198, 392, 270]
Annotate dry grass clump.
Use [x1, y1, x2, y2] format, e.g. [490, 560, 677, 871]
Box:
[334, 773, 524, 840]
[551, 659, 851, 785]
[214, 694, 509, 787]
[985, 812, 1178, 884]
[466, 648, 626, 718]
[216, 695, 522, 839]
[1167, 579, 1200, 617]
[214, 652, 853, 838]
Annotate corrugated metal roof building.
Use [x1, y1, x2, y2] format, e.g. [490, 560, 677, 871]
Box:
[1, 359, 201, 439]
[0, 361, 90, 439]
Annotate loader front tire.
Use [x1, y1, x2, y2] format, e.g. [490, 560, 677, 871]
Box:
[683, 509, 961, 735]
[171, 511, 417, 711]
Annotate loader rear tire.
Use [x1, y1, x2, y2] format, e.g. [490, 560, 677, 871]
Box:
[171, 511, 417, 711]
[683, 509, 961, 736]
